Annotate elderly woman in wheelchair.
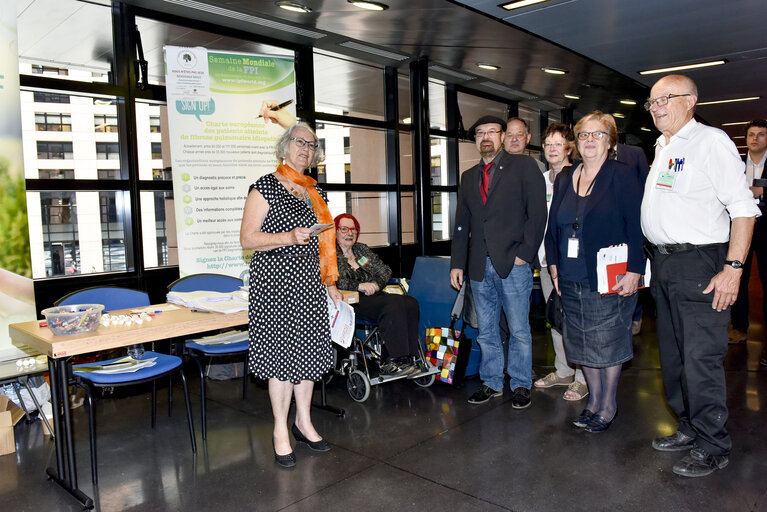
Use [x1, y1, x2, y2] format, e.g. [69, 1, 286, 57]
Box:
[334, 213, 424, 377]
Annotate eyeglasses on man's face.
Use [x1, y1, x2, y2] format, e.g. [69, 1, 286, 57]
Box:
[290, 137, 318, 150]
[577, 131, 607, 141]
[543, 142, 566, 149]
[338, 226, 359, 234]
[475, 129, 501, 139]
[643, 93, 691, 111]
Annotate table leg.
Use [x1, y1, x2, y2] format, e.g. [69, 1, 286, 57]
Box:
[311, 378, 345, 417]
[45, 357, 94, 509]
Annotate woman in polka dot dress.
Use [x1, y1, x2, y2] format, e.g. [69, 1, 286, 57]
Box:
[240, 122, 343, 468]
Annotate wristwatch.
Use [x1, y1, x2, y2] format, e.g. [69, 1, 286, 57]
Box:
[725, 260, 743, 269]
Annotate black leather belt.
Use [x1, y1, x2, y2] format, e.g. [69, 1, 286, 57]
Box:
[651, 242, 726, 255]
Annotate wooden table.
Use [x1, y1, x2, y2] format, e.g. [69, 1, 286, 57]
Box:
[8, 305, 247, 509]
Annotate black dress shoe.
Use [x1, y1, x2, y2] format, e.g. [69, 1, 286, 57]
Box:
[572, 409, 595, 428]
[467, 385, 502, 404]
[291, 424, 331, 452]
[672, 447, 729, 477]
[652, 431, 695, 452]
[272, 439, 296, 468]
[584, 410, 617, 433]
[510, 387, 531, 409]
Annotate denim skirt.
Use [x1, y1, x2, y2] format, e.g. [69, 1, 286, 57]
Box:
[559, 279, 636, 368]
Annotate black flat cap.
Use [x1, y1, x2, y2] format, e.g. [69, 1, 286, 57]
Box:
[467, 115, 506, 142]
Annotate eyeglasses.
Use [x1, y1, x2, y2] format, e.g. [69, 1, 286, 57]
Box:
[290, 137, 319, 150]
[543, 142, 566, 149]
[338, 226, 359, 234]
[576, 131, 607, 141]
[475, 129, 501, 139]
[643, 93, 691, 111]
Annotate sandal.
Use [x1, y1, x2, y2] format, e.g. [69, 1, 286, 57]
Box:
[534, 372, 574, 388]
[563, 380, 589, 401]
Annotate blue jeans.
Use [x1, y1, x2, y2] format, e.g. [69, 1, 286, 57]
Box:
[471, 257, 533, 391]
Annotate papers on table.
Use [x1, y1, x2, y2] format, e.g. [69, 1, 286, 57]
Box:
[189, 330, 248, 345]
[596, 244, 651, 294]
[74, 357, 158, 374]
[166, 290, 248, 314]
[308, 223, 333, 237]
[328, 297, 355, 348]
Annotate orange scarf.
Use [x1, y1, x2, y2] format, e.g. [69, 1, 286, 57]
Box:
[277, 164, 339, 285]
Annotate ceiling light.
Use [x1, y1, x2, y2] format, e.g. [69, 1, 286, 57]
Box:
[613, 113, 625, 118]
[348, 0, 389, 10]
[619, 99, 636, 105]
[402, 117, 412, 124]
[638, 60, 726, 75]
[477, 63, 499, 71]
[732, 135, 745, 139]
[697, 96, 761, 106]
[276, 1, 311, 12]
[640, 127, 652, 132]
[542, 67, 567, 75]
[722, 121, 749, 126]
[564, 94, 580, 100]
[500, 0, 549, 10]
[736, 145, 748, 149]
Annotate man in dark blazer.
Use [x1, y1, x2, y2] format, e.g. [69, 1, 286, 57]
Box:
[450, 115, 547, 408]
[615, 140, 650, 335]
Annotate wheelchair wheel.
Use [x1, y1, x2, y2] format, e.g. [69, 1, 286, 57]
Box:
[414, 373, 436, 387]
[347, 370, 371, 402]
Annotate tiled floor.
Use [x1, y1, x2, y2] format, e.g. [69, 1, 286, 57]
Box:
[3, 294, 767, 511]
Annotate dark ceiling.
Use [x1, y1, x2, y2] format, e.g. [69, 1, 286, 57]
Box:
[20, 0, 767, 151]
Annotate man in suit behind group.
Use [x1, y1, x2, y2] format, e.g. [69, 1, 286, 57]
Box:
[450, 115, 547, 408]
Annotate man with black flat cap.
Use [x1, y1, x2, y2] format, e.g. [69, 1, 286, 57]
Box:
[450, 115, 547, 407]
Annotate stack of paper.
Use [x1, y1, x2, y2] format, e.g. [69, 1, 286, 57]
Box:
[189, 330, 248, 345]
[166, 290, 248, 314]
[74, 357, 158, 374]
[596, 244, 651, 294]
[328, 297, 355, 349]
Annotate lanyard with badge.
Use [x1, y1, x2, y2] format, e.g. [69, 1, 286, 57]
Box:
[568, 167, 597, 258]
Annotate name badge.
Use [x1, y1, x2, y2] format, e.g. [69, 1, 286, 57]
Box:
[655, 172, 677, 190]
[567, 238, 579, 258]
[357, 256, 370, 267]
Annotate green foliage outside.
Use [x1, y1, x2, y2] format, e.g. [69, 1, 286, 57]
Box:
[0, 157, 32, 278]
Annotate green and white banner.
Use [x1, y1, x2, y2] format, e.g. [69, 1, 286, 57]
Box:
[0, 3, 36, 359]
[163, 46, 295, 277]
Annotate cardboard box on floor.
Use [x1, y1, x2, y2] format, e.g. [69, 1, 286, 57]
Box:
[0, 395, 25, 456]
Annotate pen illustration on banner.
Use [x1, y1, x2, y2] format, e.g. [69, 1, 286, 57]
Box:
[256, 99, 294, 119]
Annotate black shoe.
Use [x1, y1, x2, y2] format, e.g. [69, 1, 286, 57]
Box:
[379, 359, 414, 377]
[652, 431, 696, 452]
[584, 410, 617, 433]
[572, 409, 595, 428]
[272, 439, 296, 468]
[510, 387, 531, 409]
[291, 424, 331, 452]
[468, 385, 502, 404]
[672, 447, 729, 477]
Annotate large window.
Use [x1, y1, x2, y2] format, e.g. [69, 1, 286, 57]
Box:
[35, 113, 71, 131]
[36, 141, 73, 159]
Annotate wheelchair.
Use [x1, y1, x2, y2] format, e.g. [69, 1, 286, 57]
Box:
[330, 317, 439, 403]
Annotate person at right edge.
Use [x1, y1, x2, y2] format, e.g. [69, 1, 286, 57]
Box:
[642, 74, 759, 477]
[450, 115, 547, 409]
[728, 120, 767, 363]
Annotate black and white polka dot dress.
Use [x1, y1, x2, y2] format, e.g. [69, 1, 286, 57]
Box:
[246, 173, 333, 383]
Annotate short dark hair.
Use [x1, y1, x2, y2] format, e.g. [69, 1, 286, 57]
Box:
[745, 119, 767, 136]
[543, 122, 575, 155]
[506, 117, 529, 131]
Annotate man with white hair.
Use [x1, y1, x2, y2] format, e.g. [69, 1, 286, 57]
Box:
[642, 74, 759, 477]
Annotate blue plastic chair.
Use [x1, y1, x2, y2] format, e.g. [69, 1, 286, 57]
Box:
[167, 273, 248, 440]
[57, 287, 196, 484]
